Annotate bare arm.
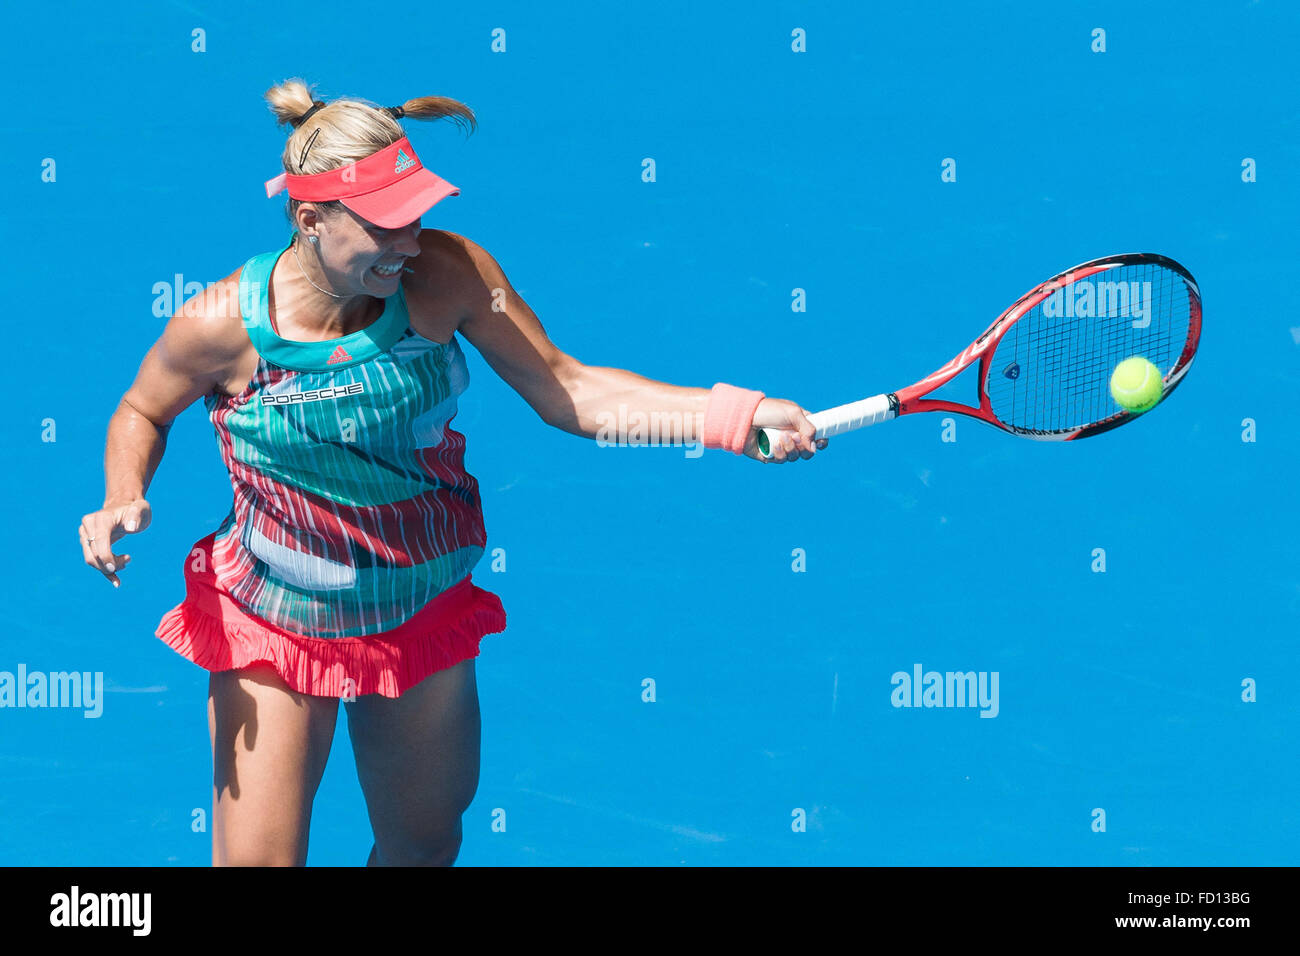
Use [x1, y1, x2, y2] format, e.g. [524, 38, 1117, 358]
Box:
[449, 232, 823, 459]
[550, 365, 711, 444]
[81, 281, 247, 585]
[102, 401, 168, 508]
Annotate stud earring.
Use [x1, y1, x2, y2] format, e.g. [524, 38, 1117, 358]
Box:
[308, 235, 319, 246]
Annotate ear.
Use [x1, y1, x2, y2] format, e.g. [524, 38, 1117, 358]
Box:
[295, 203, 324, 236]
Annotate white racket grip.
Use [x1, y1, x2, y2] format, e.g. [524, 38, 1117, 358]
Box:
[757, 393, 896, 458]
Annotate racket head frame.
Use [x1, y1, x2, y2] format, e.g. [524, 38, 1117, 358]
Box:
[892, 252, 1202, 440]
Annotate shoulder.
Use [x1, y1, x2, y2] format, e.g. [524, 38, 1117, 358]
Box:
[404, 230, 513, 336]
[158, 268, 254, 387]
[170, 268, 252, 357]
[124, 267, 256, 420]
[410, 229, 508, 289]
[416, 227, 491, 260]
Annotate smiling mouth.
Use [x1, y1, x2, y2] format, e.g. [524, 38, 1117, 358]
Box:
[371, 261, 404, 277]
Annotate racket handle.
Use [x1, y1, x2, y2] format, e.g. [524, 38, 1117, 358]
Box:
[757, 393, 896, 458]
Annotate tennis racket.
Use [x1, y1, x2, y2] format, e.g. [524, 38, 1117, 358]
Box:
[757, 253, 1201, 456]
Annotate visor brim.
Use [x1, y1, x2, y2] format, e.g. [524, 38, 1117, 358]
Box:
[341, 169, 460, 229]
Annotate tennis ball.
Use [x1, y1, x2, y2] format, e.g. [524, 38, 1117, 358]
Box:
[1110, 356, 1163, 413]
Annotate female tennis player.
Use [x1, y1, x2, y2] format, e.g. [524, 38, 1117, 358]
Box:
[77, 80, 827, 867]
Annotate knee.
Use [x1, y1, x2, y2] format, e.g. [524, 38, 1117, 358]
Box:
[419, 836, 462, 867]
[216, 848, 306, 867]
[372, 830, 463, 867]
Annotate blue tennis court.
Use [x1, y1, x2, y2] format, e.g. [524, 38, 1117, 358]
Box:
[3, 0, 1297, 865]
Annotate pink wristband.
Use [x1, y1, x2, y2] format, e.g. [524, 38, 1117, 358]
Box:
[702, 383, 766, 454]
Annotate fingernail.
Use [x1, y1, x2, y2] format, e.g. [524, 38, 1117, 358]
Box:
[106, 563, 115, 573]
[125, 520, 137, 532]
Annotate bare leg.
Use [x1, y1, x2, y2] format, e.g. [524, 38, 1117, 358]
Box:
[344, 658, 481, 866]
[208, 662, 339, 866]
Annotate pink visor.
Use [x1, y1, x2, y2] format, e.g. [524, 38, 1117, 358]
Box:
[264, 136, 458, 228]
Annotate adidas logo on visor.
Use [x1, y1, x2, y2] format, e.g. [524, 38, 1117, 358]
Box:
[394, 149, 416, 173]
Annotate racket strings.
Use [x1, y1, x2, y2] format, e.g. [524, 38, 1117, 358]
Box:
[986, 262, 1192, 435]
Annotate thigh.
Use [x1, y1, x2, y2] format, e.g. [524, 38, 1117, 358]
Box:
[208, 662, 339, 866]
[344, 658, 481, 866]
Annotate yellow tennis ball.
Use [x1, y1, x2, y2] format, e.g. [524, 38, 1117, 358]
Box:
[1110, 356, 1163, 413]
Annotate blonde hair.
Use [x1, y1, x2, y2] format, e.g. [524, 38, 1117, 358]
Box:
[263, 78, 477, 222]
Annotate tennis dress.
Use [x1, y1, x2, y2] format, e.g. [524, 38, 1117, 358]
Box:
[155, 238, 506, 697]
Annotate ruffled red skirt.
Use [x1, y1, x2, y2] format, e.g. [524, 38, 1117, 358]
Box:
[155, 533, 507, 699]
